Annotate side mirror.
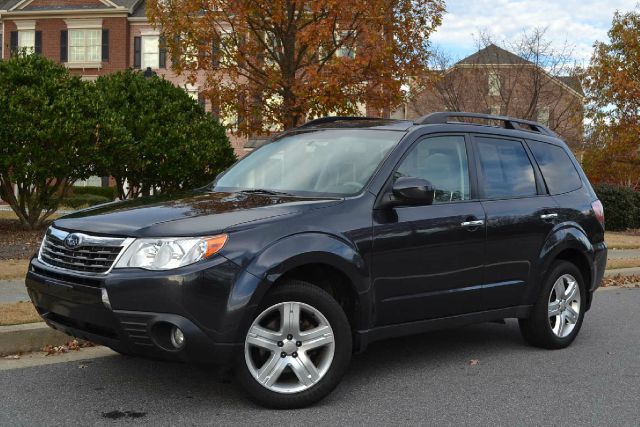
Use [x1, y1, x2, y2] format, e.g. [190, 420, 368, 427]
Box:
[391, 176, 435, 206]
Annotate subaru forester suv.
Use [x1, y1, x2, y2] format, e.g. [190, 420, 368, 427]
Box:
[26, 112, 607, 408]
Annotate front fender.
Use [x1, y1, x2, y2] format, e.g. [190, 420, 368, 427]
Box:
[225, 232, 372, 341]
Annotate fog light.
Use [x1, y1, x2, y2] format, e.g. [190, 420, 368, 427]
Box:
[170, 326, 185, 349]
[101, 288, 111, 310]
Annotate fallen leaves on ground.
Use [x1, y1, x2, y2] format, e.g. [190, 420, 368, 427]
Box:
[42, 339, 95, 356]
[601, 274, 640, 288]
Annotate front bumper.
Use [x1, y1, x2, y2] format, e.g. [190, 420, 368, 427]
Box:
[25, 256, 259, 365]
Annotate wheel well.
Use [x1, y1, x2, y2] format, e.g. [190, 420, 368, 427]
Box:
[554, 248, 592, 292]
[275, 263, 358, 329]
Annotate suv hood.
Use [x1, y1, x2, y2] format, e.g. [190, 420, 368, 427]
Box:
[52, 190, 340, 237]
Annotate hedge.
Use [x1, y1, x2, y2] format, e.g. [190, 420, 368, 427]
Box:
[72, 185, 117, 200]
[593, 184, 640, 231]
[63, 194, 111, 209]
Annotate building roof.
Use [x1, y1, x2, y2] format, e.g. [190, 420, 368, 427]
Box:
[558, 76, 584, 96]
[0, 0, 141, 12]
[130, 0, 145, 17]
[457, 43, 532, 66]
[455, 43, 583, 97]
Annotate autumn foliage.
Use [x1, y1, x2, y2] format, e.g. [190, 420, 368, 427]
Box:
[147, 0, 445, 135]
[581, 8, 640, 190]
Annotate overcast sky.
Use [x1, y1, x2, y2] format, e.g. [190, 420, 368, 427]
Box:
[432, 0, 638, 65]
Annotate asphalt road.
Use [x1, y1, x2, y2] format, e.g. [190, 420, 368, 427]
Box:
[2, 288, 639, 426]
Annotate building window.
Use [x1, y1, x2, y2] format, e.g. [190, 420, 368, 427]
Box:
[537, 107, 550, 126]
[142, 35, 159, 69]
[184, 84, 199, 101]
[336, 31, 356, 59]
[69, 29, 101, 63]
[18, 30, 35, 51]
[488, 71, 500, 96]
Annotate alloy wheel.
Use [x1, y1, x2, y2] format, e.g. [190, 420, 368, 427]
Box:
[548, 274, 581, 338]
[244, 301, 335, 394]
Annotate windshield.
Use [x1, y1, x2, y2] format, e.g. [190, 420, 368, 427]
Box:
[213, 129, 403, 196]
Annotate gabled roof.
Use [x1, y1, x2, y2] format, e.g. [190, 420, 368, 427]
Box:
[457, 43, 532, 66]
[558, 76, 584, 96]
[130, 0, 145, 17]
[0, 0, 140, 12]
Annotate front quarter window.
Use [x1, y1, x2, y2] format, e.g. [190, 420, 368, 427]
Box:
[214, 129, 402, 197]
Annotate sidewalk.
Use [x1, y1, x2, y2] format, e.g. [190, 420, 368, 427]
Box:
[0, 280, 29, 303]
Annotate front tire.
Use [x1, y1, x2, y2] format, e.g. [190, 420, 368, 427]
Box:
[237, 280, 352, 409]
[519, 261, 586, 349]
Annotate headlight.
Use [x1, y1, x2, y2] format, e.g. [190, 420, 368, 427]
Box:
[114, 234, 227, 270]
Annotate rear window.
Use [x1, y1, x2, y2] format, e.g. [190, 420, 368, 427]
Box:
[475, 137, 537, 199]
[527, 140, 582, 195]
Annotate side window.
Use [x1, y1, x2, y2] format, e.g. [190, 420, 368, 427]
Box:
[396, 135, 470, 203]
[475, 137, 537, 199]
[527, 140, 582, 195]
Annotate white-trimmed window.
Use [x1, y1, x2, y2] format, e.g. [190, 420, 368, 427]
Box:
[488, 71, 501, 96]
[18, 30, 35, 51]
[184, 84, 199, 101]
[142, 35, 160, 69]
[69, 29, 101, 63]
[335, 31, 356, 59]
[537, 107, 550, 126]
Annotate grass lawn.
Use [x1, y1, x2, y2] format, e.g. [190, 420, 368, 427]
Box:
[606, 258, 640, 270]
[0, 301, 40, 326]
[0, 259, 30, 280]
[605, 231, 640, 249]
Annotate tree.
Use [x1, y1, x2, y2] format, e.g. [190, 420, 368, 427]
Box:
[581, 9, 640, 190]
[147, 0, 445, 135]
[93, 70, 236, 199]
[407, 28, 583, 147]
[0, 53, 98, 229]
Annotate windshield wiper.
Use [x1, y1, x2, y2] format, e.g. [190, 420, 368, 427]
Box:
[239, 189, 295, 196]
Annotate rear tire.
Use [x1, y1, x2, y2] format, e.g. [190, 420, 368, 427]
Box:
[519, 261, 586, 349]
[236, 280, 352, 409]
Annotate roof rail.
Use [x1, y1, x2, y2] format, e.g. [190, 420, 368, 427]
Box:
[414, 112, 556, 136]
[299, 116, 382, 128]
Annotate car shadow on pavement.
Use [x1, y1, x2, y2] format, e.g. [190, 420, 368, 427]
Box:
[76, 320, 528, 412]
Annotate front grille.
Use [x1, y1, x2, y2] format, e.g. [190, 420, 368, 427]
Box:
[39, 228, 128, 274]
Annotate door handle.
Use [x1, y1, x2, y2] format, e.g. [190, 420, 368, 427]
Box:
[540, 213, 558, 220]
[461, 220, 484, 227]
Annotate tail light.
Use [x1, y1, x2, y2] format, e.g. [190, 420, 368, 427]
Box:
[592, 200, 605, 229]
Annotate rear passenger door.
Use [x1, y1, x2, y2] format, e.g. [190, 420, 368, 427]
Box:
[472, 135, 558, 309]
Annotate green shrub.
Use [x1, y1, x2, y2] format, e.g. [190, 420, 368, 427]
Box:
[594, 184, 640, 231]
[72, 185, 116, 200]
[63, 194, 111, 209]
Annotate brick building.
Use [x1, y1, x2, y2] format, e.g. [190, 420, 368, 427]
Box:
[393, 44, 585, 148]
[0, 0, 248, 158]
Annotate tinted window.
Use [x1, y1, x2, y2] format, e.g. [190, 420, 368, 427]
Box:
[476, 137, 537, 199]
[396, 135, 470, 203]
[527, 140, 582, 194]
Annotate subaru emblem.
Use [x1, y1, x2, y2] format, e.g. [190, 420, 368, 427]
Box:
[64, 233, 82, 249]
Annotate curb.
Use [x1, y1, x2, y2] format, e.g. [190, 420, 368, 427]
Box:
[0, 322, 72, 356]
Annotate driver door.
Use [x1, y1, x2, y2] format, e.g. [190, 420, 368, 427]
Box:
[371, 134, 487, 326]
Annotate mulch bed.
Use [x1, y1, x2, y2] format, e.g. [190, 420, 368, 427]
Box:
[0, 219, 46, 260]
